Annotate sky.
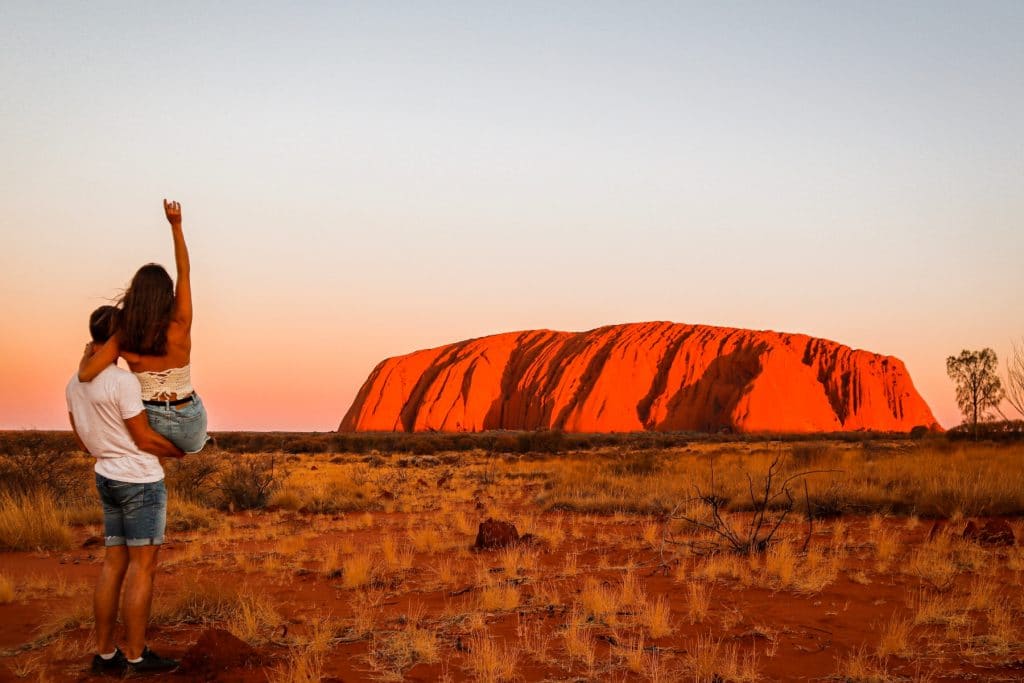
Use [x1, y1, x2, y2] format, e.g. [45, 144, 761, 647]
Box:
[1, 1, 1022, 431]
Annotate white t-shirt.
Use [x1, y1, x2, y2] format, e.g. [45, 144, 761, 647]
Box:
[65, 365, 164, 483]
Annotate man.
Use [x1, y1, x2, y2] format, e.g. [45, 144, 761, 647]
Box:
[67, 305, 185, 674]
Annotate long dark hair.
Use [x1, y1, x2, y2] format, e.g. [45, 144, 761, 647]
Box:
[119, 264, 174, 356]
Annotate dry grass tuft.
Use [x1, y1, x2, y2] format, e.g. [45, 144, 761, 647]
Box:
[0, 492, 72, 550]
[580, 577, 620, 624]
[516, 616, 548, 662]
[465, 634, 518, 683]
[347, 590, 383, 637]
[615, 634, 646, 673]
[167, 497, 220, 532]
[432, 555, 458, 587]
[876, 613, 913, 658]
[562, 607, 597, 672]
[640, 593, 673, 638]
[381, 535, 415, 571]
[225, 591, 284, 645]
[687, 582, 713, 624]
[367, 604, 440, 675]
[685, 632, 758, 682]
[835, 646, 890, 682]
[268, 643, 323, 683]
[408, 525, 443, 552]
[478, 584, 520, 612]
[152, 576, 282, 645]
[873, 528, 901, 571]
[341, 553, 378, 589]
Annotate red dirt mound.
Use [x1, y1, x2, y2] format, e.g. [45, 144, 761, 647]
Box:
[179, 628, 261, 680]
[474, 518, 519, 549]
[339, 321, 939, 433]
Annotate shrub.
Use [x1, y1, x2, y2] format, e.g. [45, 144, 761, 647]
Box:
[407, 436, 439, 455]
[283, 437, 328, 454]
[218, 456, 279, 510]
[516, 430, 567, 454]
[909, 425, 930, 439]
[165, 452, 223, 504]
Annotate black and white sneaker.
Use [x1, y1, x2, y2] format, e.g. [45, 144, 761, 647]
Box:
[126, 646, 178, 673]
[90, 648, 127, 674]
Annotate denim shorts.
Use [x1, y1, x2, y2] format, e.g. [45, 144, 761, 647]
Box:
[95, 474, 167, 546]
[145, 393, 210, 454]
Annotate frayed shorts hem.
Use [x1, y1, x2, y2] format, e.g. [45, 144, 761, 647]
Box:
[104, 536, 164, 547]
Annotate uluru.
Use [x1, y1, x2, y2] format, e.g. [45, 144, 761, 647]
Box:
[339, 321, 939, 434]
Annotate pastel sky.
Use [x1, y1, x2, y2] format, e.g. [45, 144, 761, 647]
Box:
[2, 1, 1022, 431]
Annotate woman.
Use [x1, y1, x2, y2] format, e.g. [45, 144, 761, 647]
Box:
[79, 199, 209, 453]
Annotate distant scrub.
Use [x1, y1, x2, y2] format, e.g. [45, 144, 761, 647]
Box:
[534, 441, 1024, 518]
[1, 428, 927, 463]
[2, 428, 1014, 540]
[0, 432, 91, 501]
[202, 429, 918, 457]
[946, 420, 1024, 442]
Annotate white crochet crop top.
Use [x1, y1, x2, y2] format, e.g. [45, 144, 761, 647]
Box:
[135, 365, 194, 400]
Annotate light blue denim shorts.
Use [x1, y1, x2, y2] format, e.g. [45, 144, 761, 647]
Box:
[144, 393, 210, 454]
[95, 474, 167, 546]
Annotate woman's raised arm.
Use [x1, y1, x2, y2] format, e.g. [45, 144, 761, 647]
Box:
[164, 199, 192, 331]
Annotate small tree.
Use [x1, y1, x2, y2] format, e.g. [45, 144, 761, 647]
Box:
[946, 348, 1003, 437]
[1006, 339, 1024, 419]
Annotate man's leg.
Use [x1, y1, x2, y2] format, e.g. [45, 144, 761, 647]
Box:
[94, 545, 129, 655]
[122, 544, 160, 660]
[120, 478, 167, 661]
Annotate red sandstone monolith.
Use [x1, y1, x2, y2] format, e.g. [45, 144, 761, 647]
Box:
[339, 322, 939, 434]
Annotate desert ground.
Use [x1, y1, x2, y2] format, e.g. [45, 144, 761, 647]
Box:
[1, 432, 1023, 682]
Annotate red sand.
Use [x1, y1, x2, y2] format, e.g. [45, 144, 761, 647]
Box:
[1, 515, 1020, 681]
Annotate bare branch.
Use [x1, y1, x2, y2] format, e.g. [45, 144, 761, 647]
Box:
[1006, 339, 1024, 419]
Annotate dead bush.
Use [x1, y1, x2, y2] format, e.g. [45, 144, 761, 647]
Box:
[217, 456, 279, 510]
[165, 452, 223, 504]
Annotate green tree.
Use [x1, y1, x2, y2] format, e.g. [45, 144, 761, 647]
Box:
[946, 348, 1003, 436]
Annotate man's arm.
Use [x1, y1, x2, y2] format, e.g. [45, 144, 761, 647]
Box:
[79, 338, 120, 382]
[124, 413, 186, 459]
[68, 413, 89, 453]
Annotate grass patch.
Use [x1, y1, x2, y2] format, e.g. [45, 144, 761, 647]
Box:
[0, 492, 72, 551]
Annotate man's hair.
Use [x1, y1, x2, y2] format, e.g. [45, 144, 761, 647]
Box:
[89, 306, 120, 344]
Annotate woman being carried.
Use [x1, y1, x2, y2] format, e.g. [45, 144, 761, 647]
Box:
[80, 199, 209, 453]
